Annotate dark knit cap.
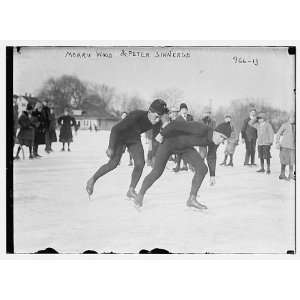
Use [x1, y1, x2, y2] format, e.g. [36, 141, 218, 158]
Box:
[214, 122, 232, 138]
[26, 103, 33, 111]
[149, 99, 168, 115]
[179, 103, 188, 110]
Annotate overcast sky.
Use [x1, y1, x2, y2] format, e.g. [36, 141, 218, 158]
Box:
[13, 46, 295, 112]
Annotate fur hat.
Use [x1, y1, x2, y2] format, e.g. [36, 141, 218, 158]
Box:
[179, 103, 188, 110]
[214, 122, 232, 138]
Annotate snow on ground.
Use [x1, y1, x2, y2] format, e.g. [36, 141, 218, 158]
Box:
[13, 130, 295, 254]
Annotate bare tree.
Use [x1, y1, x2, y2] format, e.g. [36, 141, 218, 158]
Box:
[153, 88, 184, 109]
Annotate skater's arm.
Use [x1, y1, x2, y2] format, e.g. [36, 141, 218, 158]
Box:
[161, 121, 208, 138]
[206, 143, 217, 176]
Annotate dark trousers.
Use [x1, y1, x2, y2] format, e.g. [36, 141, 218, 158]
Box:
[244, 138, 257, 164]
[45, 130, 51, 151]
[92, 141, 145, 189]
[139, 139, 208, 197]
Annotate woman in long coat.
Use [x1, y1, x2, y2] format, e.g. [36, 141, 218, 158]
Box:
[57, 108, 76, 151]
[48, 106, 57, 151]
[15, 104, 35, 159]
[31, 102, 46, 158]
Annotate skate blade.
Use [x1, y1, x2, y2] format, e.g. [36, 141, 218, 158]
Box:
[186, 206, 208, 212]
[134, 204, 142, 212]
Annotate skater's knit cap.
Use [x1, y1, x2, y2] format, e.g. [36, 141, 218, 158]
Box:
[179, 103, 188, 110]
[26, 103, 33, 111]
[149, 99, 168, 115]
[257, 112, 266, 120]
[215, 122, 232, 138]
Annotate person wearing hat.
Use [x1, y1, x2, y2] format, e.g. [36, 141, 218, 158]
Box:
[173, 102, 194, 172]
[86, 99, 168, 199]
[241, 108, 258, 166]
[14, 103, 35, 160]
[275, 113, 295, 180]
[220, 114, 239, 167]
[57, 107, 76, 152]
[248, 112, 274, 174]
[134, 119, 231, 209]
[48, 104, 57, 152]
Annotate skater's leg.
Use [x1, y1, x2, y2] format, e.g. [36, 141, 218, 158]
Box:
[227, 154, 233, 166]
[127, 141, 145, 190]
[67, 142, 71, 151]
[182, 148, 208, 209]
[138, 142, 172, 196]
[62, 142, 65, 151]
[182, 148, 208, 197]
[86, 144, 124, 195]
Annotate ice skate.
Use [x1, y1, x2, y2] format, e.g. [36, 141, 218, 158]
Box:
[68, 148, 71, 152]
[126, 187, 137, 199]
[86, 178, 95, 199]
[256, 168, 265, 173]
[186, 195, 207, 210]
[134, 193, 144, 208]
[266, 169, 271, 175]
[226, 162, 233, 167]
[219, 161, 226, 166]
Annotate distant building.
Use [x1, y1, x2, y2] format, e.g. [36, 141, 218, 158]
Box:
[72, 108, 119, 130]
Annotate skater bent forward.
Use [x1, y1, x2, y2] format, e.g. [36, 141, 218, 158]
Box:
[86, 99, 168, 199]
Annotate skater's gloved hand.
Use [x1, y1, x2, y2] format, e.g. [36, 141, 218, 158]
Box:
[106, 147, 114, 158]
[209, 176, 216, 186]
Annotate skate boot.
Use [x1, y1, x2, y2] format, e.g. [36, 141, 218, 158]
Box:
[226, 161, 233, 167]
[86, 178, 95, 198]
[256, 169, 265, 173]
[126, 187, 137, 199]
[266, 168, 271, 175]
[186, 195, 208, 210]
[134, 193, 144, 207]
[279, 174, 288, 180]
[219, 161, 226, 166]
[68, 148, 71, 152]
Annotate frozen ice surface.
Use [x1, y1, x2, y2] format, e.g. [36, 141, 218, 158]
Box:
[13, 131, 295, 254]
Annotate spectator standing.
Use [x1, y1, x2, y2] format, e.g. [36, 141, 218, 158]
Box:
[248, 112, 274, 174]
[241, 108, 258, 166]
[57, 108, 76, 152]
[276, 113, 296, 180]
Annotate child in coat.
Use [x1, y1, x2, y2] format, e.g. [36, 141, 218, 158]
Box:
[275, 113, 295, 180]
[248, 112, 274, 174]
